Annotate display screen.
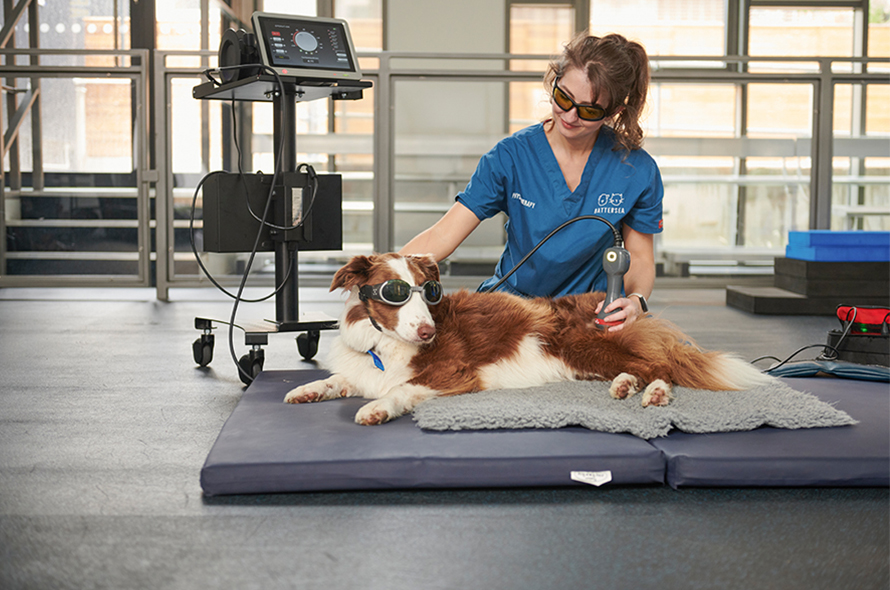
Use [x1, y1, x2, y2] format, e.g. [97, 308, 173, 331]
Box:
[254, 15, 357, 74]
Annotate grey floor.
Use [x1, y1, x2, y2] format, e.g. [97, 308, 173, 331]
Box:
[1, 278, 887, 590]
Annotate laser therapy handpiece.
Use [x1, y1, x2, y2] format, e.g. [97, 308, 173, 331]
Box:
[595, 246, 632, 328]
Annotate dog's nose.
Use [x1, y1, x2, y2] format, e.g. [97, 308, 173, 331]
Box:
[417, 324, 436, 342]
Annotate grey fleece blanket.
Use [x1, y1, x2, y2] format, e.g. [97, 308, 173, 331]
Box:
[411, 378, 857, 439]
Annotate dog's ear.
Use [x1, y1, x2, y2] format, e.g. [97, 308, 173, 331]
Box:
[330, 255, 375, 292]
[406, 253, 440, 282]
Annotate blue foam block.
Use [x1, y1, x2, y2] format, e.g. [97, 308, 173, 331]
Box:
[785, 246, 890, 261]
[786, 231, 890, 261]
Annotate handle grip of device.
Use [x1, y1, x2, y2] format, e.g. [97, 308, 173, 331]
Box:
[595, 246, 632, 328]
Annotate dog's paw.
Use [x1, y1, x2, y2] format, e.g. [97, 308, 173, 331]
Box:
[609, 372, 640, 400]
[354, 399, 398, 425]
[284, 386, 319, 404]
[641, 379, 673, 407]
[284, 379, 347, 404]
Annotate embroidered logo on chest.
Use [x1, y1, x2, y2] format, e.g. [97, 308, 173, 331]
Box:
[594, 192, 625, 215]
[512, 192, 536, 209]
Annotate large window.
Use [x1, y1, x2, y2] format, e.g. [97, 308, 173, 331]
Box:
[3, 0, 887, 290]
[2, 0, 134, 174]
[832, 82, 890, 231]
[590, 0, 727, 56]
[1, 0, 144, 280]
[748, 4, 859, 75]
[869, 1, 890, 57]
[508, 4, 574, 133]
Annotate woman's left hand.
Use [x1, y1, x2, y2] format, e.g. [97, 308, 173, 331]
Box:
[594, 296, 645, 332]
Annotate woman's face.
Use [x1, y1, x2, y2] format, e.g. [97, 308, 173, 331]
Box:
[550, 67, 610, 144]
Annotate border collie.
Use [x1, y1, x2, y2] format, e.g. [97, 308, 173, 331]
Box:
[284, 253, 771, 425]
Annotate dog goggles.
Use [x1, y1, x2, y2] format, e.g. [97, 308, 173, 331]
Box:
[359, 279, 443, 306]
[552, 78, 608, 121]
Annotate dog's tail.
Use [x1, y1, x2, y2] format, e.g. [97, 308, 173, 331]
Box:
[629, 320, 773, 391]
[661, 346, 773, 391]
[699, 353, 774, 391]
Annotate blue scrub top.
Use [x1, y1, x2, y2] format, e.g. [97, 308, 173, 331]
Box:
[457, 123, 664, 298]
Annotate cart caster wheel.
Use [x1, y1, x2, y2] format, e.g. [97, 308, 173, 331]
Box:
[238, 348, 265, 385]
[193, 334, 214, 367]
[296, 330, 320, 360]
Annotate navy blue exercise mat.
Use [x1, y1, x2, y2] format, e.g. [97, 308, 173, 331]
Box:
[200, 370, 665, 495]
[651, 377, 890, 489]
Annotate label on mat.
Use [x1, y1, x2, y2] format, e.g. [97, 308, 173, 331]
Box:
[570, 470, 612, 487]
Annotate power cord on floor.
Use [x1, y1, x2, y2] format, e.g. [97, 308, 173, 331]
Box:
[751, 343, 841, 374]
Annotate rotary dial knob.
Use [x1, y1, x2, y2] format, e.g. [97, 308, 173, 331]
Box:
[293, 31, 319, 52]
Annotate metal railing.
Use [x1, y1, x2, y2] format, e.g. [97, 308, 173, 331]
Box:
[1, 48, 887, 297]
[0, 48, 152, 287]
[370, 52, 889, 247]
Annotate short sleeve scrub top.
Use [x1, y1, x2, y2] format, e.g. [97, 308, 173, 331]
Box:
[457, 123, 664, 298]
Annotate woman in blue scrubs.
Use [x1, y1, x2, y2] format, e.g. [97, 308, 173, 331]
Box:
[400, 32, 663, 332]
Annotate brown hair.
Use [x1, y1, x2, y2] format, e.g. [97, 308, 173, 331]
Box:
[544, 32, 650, 152]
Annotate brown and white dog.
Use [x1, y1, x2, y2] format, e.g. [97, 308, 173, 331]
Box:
[284, 253, 771, 425]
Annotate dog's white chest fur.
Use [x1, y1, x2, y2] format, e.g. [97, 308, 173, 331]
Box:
[327, 335, 417, 400]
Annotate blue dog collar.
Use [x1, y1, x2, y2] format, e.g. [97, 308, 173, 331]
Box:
[368, 349, 385, 371]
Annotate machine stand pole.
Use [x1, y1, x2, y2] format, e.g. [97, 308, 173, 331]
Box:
[273, 91, 299, 324]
